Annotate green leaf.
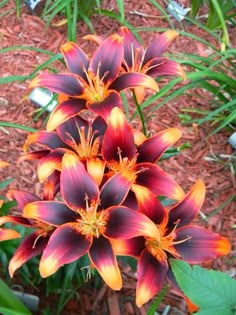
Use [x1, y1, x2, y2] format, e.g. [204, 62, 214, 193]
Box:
[0, 279, 32, 315]
[170, 259, 236, 314]
[0, 178, 15, 190]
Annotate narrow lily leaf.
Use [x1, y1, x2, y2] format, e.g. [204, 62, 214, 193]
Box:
[0, 279, 32, 315]
[0, 178, 14, 190]
[170, 259, 236, 313]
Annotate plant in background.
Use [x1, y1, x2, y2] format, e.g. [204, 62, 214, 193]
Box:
[0, 25, 234, 315]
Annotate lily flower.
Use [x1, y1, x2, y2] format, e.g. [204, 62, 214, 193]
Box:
[22, 154, 160, 290]
[119, 27, 186, 102]
[19, 115, 107, 196]
[29, 34, 158, 130]
[0, 190, 55, 277]
[101, 107, 185, 201]
[111, 180, 231, 307]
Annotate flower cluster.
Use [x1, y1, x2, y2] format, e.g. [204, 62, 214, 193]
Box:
[0, 28, 230, 308]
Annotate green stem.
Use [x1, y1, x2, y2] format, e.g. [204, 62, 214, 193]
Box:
[132, 91, 147, 136]
[0, 122, 37, 132]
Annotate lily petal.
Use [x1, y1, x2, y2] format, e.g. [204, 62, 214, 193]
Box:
[18, 150, 50, 163]
[111, 237, 145, 257]
[9, 231, 49, 277]
[102, 107, 136, 161]
[144, 30, 179, 62]
[56, 115, 88, 147]
[174, 225, 231, 263]
[147, 59, 186, 79]
[110, 72, 159, 93]
[61, 154, 99, 210]
[37, 149, 69, 182]
[119, 26, 143, 71]
[168, 179, 205, 229]
[29, 73, 84, 96]
[23, 131, 66, 151]
[132, 184, 166, 225]
[47, 98, 87, 131]
[61, 42, 89, 79]
[136, 249, 168, 307]
[0, 215, 32, 227]
[88, 236, 122, 290]
[137, 128, 182, 163]
[43, 170, 60, 200]
[88, 90, 122, 121]
[39, 223, 91, 277]
[0, 228, 20, 241]
[7, 190, 40, 209]
[105, 206, 160, 239]
[23, 201, 78, 226]
[89, 34, 123, 85]
[99, 172, 132, 209]
[87, 158, 106, 186]
[135, 163, 185, 201]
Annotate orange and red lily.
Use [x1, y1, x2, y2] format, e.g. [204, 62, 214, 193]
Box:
[111, 180, 231, 307]
[0, 190, 55, 277]
[29, 33, 158, 130]
[118, 27, 186, 102]
[101, 107, 185, 201]
[22, 154, 160, 290]
[19, 115, 107, 197]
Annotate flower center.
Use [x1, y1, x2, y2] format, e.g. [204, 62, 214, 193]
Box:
[107, 148, 138, 182]
[67, 126, 100, 160]
[82, 64, 109, 103]
[77, 199, 106, 238]
[145, 222, 191, 260]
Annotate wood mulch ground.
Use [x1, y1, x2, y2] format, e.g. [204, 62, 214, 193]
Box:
[0, 0, 235, 314]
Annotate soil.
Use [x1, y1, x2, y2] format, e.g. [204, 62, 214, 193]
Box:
[0, 0, 235, 314]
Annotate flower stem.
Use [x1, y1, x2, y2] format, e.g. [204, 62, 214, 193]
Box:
[132, 91, 147, 136]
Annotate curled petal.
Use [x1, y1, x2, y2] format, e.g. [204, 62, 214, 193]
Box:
[18, 150, 50, 164]
[43, 170, 60, 200]
[168, 179, 205, 229]
[39, 223, 91, 277]
[89, 90, 122, 121]
[110, 72, 159, 93]
[23, 131, 66, 151]
[47, 98, 87, 131]
[83, 34, 104, 45]
[29, 73, 84, 96]
[0, 215, 32, 227]
[61, 154, 99, 210]
[111, 237, 145, 257]
[174, 225, 231, 263]
[23, 201, 78, 226]
[0, 228, 20, 242]
[7, 190, 40, 210]
[144, 30, 179, 62]
[9, 231, 49, 277]
[137, 128, 182, 163]
[61, 42, 89, 79]
[37, 148, 70, 182]
[147, 59, 186, 80]
[105, 206, 160, 239]
[136, 249, 168, 307]
[132, 184, 166, 225]
[90, 34, 123, 84]
[89, 236, 122, 290]
[99, 172, 132, 209]
[135, 163, 185, 201]
[102, 107, 136, 161]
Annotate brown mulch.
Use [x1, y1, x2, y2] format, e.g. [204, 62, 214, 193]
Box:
[0, 0, 235, 314]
